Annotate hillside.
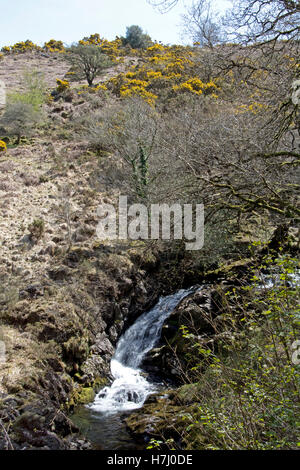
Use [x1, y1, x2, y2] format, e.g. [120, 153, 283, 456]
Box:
[0, 34, 299, 451]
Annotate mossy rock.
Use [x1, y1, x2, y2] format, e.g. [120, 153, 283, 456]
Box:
[206, 258, 253, 280]
[176, 383, 201, 405]
[76, 387, 95, 404]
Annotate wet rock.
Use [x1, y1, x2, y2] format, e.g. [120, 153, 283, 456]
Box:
[142, 287, 220, 381]
[109, 325, 118, 343]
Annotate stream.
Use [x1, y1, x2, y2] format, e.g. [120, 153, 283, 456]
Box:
[71, 287, 197, 450]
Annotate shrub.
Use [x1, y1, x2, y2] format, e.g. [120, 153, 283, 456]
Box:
[0, 140, 7, 152]
[168, 253, 300, 450]
[9, 40, 41, 54]
[122, 25, 152, 49]
[0, 102, 41, 144]
[0, 70, 46, 143]
[9, 70, 47, 111]
[66, 44, 112, 87]
[28, 218, 45, 242]
[44, 39, 65, 53]
[56, 79, 70, 93]
[1, 46, 10, 54]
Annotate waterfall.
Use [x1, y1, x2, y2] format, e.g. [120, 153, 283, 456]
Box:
[88, 287, 197, 415]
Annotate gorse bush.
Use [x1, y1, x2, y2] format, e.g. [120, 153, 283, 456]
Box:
[56, 79, 70, 93]
[105, 43, 220, 105]
[79, 34, 125, 60]
[1, 39, 65, 54]
[9, 40, 41, 54]
[44, 39, 65, 53]
[0, 140, 7, 152]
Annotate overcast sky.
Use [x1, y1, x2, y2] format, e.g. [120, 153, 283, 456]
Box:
[0, 0, 230, 49]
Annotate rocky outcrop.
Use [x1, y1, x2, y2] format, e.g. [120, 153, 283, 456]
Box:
[142, 285, 227, 382]
[0, 240, 163, 449]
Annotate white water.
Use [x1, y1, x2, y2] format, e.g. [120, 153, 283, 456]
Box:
[258, 270, 300, 289]
[89, 288, 196, 415]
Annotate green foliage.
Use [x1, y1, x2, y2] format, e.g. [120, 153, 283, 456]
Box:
[174, 252, 300, 449]
[122, 25, 152, 49]
[0, 102, 41, 143]
[66, 44, 112, 86]
[0, 70, 46, 143]
[28, 218, 45, 242]
[9, 70, 47, 111]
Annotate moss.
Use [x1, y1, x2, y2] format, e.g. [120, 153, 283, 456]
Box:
[77, 387, 95, 404]
[93, 376, 108, 390]
[176, 383, 200, 405]
[67, 376, 108, 409]
[207, 258, 252, 277]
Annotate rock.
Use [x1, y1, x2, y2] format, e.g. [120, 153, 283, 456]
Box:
[142, 287, 221, 381]
[44, 241, 57, 256]
[48, 266, 72, 280]
[109, 326, 118, 343]
[19, 284, 44, 300]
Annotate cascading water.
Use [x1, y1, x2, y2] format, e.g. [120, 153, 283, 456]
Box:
[88, 287, 197, 415]
[72, 272, 300, 449]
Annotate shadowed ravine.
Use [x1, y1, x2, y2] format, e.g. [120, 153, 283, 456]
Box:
[71, 288, 197, 450]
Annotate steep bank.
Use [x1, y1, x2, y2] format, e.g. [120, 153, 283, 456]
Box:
[125, 255, 300, 450]
[0, 43, 298, 451]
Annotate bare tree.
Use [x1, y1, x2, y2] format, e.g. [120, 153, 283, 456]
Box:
[181, 0, 225, 48]
[149, 0, 300, 45]
[155, 87, 299, 238]
[81, 97, 160, 200]
[147, 0, 179, 13]
[225, 0, 300, 45]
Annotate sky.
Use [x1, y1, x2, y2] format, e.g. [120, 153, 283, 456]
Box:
[0, 0, 230, 49]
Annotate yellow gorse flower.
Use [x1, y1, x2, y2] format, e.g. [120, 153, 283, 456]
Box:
[56, 79, 70, 93]
[0, 141, 7, 152]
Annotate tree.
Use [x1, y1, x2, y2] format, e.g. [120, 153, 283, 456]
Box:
[66, 44, 112, 86]
[0, 102, 41, 143]
[181, 0, 224, 48]
[149, 0, 300, 46]
[0, 70, 45, 143]
[225, 0, 300, 45]
[82, 97, 159, 200]
[147, 0, 179, 13]
[152, 95, 299, 255]
[122, 25, 152, 49]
